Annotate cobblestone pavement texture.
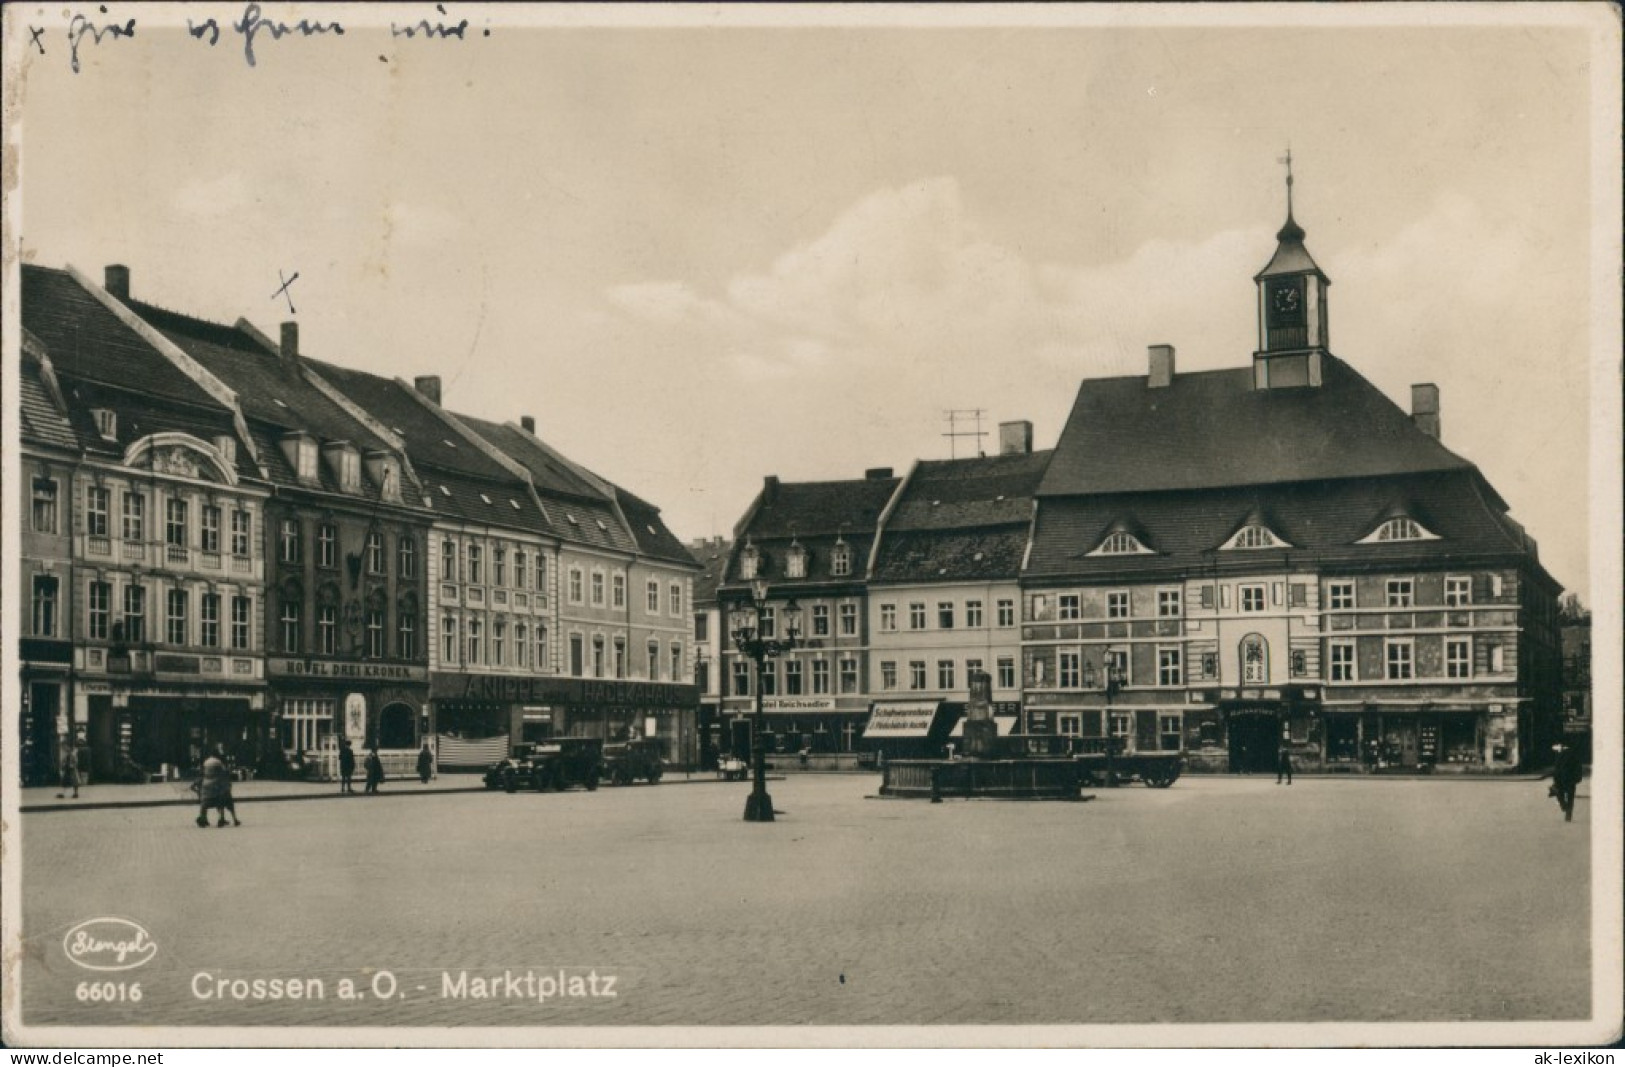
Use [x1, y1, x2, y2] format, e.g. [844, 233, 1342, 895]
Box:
[13, 775, 1590, 1032]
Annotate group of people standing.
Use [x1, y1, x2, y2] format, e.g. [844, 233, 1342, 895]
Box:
[336, 738, 436, 795]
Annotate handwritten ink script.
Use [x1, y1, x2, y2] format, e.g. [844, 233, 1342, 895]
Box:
[35, 3, 488, 75]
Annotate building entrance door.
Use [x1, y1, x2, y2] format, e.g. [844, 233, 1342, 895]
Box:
[23, 683, 61, 786]
[1227, 710, 1280, 774]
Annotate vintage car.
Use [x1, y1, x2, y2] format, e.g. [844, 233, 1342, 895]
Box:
[485, 738, 604, 793]
[716, 755, 749, 781]
[602, 739, 664, 785]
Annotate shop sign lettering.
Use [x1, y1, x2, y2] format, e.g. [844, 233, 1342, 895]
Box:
[270, 657, 426, 682]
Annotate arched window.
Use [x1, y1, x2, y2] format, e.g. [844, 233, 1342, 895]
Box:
[1358, 517, 1439, 543]
[1239, 634, 1268, 684]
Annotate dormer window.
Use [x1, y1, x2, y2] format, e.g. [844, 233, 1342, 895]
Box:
[214, 435, 237, 468]
[296, 440, 318, 483]
[1089, 531, 1153, 556]
[1221, 523, 1290, 551]
[786, 541, 807, 579]
[830, 541, 851, 578]
[740, 543, 760, 580]
[339, 451, 360, 493]
[1358, 517, 1439, 544]
[92, 409, 118, 440]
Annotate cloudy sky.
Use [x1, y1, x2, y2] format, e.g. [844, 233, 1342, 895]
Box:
[8, 5, 1615, 596]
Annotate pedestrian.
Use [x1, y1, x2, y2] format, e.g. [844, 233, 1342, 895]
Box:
[55, 743, 83, 800]
[193, 747, 240, 828]
[1276, 740, 1293, 785]
[1549, 743, 1583, 822]
[416, 742, 434, 785]
[364, 746, 384, 794]
[338, 737, 356, 795]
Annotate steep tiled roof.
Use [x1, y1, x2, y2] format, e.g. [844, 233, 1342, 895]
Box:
[614, 488, 697, 567]
[1025, 470, 1545, 582]
[415, 469, 552, 534]
[1037, 354, 1473, 498]
[131, 301, 391, 455]
[688, 539, 733, 606]
[887, 451, 1051, 532]
[456, 416, 607, 503]
[306, 360, 514, 481]
[19, 356, 79, 453]
[740, 476, 900, 540]
[57, 379, 256, 479]
[871, 527, 1031, 583]
[21, 265, 221, 408]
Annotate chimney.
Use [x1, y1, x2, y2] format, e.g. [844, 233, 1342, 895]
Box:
[1148, 344, 1176, 389]
[279, 321, 299, 364]
[413, 375, 442, 405]
[865, 467, 893, 480]
[521, 415, 536, 434]
[104, 264, 130, 300]
[1411, 383, 1441, 439]
[998, 420, 1033, 455]
[763, 475, 780, 503]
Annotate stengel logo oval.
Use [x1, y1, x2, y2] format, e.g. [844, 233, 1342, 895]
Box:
[62, 918, 158, 972]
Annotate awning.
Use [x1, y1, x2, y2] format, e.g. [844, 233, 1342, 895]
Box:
[864, 700, 945, 738]
[949, 714, 1019, 738]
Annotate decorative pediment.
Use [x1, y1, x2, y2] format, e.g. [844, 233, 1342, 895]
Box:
[123, 432, 238, 487]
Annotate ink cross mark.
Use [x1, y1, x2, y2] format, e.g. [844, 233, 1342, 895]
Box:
[272, 270, 299, 314]
[28, 25, 46, 54]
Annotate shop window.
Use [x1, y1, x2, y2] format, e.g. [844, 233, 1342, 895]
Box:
[280, 699, 336, 756]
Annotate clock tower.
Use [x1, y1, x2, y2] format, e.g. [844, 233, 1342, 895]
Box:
[1253, 151, 1329, 390]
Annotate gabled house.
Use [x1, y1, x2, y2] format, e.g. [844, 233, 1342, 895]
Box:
[1023, 192, 1562, 772]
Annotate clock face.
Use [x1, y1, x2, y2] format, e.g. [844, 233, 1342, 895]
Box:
[1272, 284, 1302, 314]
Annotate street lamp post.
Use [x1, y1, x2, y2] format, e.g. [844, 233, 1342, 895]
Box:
[729, 579, 802, 823]
[1088, 652, 1127, 787]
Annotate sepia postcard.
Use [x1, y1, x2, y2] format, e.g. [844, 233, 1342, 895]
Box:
[2, 2, 1620, 1051]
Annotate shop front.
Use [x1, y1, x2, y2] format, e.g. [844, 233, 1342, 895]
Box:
[19, 638, 73, 786]
[1320, 703, 1517, 773]
[430, 673, 699, 772]
[79, 681, 269, 781]
[267, 656, 429, 778]
[718, 696, 869, 764]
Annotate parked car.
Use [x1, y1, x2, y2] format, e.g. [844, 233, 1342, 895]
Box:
[603, 739, 664, 785]
[716, 755, 749, 781]
[485, 738, 604, 793]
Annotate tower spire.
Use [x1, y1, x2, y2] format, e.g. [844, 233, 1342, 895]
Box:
[1275, 146, 1304, 243]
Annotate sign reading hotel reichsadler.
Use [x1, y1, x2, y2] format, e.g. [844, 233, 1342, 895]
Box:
[269, 658, 429, 683]
[433, 672, 698, 708]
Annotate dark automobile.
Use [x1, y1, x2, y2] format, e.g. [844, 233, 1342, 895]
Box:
[602, 739, 664, 785]
[487, 737, 603, 793]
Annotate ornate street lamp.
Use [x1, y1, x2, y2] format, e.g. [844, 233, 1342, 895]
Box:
[1086, 651, 1127, 786]
[729, 579, 801, 822]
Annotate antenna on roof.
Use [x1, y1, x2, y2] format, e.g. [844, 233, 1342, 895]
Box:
[942, 408, 987, 460]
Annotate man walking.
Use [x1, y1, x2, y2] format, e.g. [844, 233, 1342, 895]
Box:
[364, 747, 384, 795]
[1550, 743, 1583, 822]
[416, 742, 434, 785]
[1276, 740, 1293, 785]
[338, 737, 356, 795]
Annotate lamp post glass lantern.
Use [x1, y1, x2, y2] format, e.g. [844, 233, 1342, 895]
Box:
[731, 584, 800, 822]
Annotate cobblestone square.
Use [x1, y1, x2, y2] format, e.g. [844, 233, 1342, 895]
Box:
[13, 774, 1591, 1034]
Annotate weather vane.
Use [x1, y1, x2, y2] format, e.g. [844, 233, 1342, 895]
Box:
[1278, 146, 1294, 213]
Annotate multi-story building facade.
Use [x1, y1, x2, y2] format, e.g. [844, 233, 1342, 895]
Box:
[18, 333, 84, 785]
[863, 430, 1050, 756]
[687, 536, 731, 770]
[16, 260, 699, 783]
[120, 294, 434, 768]
[1022, 194, 1562, 772]
[22, 264, 271, 781]
[719, 471, 900, 758]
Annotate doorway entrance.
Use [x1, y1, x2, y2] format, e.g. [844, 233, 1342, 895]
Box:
[1226, 709, 1281, 774]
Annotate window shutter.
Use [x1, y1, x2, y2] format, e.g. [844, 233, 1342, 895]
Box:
[1290, 583, 1308, 607]
[1200, 586, 1215, 609]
